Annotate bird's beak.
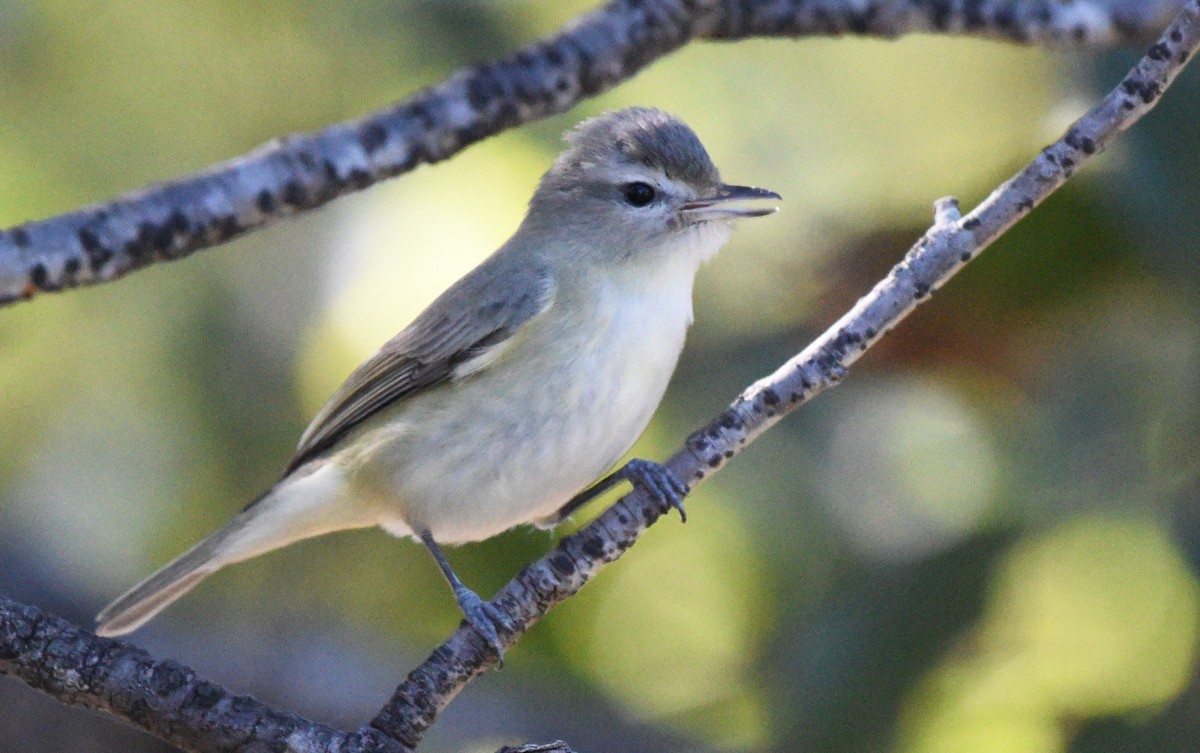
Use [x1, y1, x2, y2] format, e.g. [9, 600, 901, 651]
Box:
[682, 184, 781, 222]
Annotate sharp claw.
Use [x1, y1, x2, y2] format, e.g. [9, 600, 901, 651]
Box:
[622, 459, 689, 523]
[455, 587, 510, 663]
[482, 601, 518, 635]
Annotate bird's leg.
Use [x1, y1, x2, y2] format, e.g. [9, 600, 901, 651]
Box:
[552, 458, 689, 525]
[419, 531, 514, 660]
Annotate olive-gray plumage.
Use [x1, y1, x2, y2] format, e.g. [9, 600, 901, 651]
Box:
[96, 107, 779, 650]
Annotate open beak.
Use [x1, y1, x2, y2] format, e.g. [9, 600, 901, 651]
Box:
[682, 184, 781, 222]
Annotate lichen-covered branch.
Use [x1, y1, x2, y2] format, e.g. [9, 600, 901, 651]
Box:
[2, 2, 1197, 752]
[705, 0, 1180, 43]
[0, 0, 1181, 306]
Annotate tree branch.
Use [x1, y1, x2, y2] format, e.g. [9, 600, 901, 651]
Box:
[0, 0, 1181, 306]
[5, 2, 1195, 751]
[497, 744, 575, 753]
[0, 595, 403, 753]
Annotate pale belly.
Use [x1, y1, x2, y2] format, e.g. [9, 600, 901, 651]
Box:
[343, 288, 691, 544]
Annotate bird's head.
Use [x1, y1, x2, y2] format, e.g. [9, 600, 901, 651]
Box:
[526, 107, 780, 270]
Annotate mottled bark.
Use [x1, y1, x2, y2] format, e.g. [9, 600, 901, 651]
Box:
[0, 0, 1181, 306]
[0, 596, 402, 753]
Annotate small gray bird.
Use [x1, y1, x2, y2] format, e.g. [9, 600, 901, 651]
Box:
[96, 107, 780, 652]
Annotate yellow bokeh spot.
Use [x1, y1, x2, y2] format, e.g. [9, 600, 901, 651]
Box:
[985, 516, 1200, 714]
[552, 500, 772, 748]
[903, 674, 1063, 753]
[900, 516, 1200, 753]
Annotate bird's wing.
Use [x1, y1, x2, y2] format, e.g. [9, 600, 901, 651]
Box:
[284, 265, 556, 475]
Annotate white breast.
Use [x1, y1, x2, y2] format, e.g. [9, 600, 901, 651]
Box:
[370, 260, 698, 544]
[354, 219, 735, 543]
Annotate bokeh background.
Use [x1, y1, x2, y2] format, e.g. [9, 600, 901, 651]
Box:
[3, 2, 1200, 752]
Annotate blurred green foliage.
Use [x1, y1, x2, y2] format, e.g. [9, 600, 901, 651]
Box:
[2, 2, 1200, 752]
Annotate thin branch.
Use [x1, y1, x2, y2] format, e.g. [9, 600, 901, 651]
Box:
[2, 2, 1197, 752]
[0, 0, 1180, 306]
[497, 744, 575, 753]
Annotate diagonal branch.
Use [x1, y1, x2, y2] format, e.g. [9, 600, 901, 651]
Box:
[2, 2, 1197, 752]
[0, 0, 1181, 307]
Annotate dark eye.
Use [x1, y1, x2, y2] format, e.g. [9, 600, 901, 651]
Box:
[622, 182, 656, 207]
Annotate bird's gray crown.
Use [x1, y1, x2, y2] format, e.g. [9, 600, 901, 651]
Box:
[553, 107, 720, 189]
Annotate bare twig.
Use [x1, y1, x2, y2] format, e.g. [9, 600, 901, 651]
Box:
[2, 1, 1197, 752]
[497, 743, 575, 753]
[0, 0, 1181, 306]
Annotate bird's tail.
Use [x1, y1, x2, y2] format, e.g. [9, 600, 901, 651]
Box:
[96, 463, 372, 637]
[94, 528, 228, 637]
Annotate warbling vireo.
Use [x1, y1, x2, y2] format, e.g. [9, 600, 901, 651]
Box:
[96, 107, 780, 653]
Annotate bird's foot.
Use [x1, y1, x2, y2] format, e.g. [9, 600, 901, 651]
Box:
[453, 585, 515, 663]
[622, 459, 689, 523]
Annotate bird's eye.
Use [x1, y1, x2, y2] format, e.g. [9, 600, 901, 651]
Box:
[622, 182, 656, 207]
